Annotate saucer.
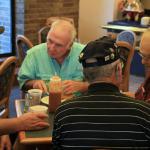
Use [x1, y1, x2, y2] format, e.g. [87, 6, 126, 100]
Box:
[29, 105, 48, 113]
[41, 96, 49, 105]
[41, 96, 67, 105]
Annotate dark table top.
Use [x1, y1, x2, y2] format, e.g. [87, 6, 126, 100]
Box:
[15, 99, 53, 144]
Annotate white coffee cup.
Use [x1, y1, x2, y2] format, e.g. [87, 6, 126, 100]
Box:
[141, 17, 150, 26]
[29, 105, 48, 114]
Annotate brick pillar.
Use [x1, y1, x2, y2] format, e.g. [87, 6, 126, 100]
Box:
[16, 0, 24, 35]
[16, 0, 79, 45]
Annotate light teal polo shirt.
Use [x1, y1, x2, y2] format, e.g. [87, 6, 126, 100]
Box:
[18, 42, 85, 89]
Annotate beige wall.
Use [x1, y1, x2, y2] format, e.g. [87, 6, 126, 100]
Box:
[142, 0, 150, 9]
[78, 0, 119, 44]
[78, 0, 150, 44]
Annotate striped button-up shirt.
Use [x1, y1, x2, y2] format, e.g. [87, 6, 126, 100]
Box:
[52, 83, 150, 149]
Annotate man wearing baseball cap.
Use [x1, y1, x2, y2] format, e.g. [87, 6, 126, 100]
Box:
[52, 38, 150, 149]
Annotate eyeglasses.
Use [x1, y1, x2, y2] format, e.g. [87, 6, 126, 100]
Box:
[137, 50, 150, 60]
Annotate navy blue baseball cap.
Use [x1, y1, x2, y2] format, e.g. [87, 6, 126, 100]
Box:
[79, 37, 120, 68]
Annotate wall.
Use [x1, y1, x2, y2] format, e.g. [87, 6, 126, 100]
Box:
[142, 0, 150, 9]
[16, 0, 79, 45]
[16, 0, 149, 45]
[0, 0, 11, 54]
[16, 0, 24, 35]
[78, 0, 120, 44]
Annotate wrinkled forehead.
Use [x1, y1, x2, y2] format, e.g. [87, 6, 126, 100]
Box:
[48, 26, 71, 38]
[47, 27, 72, 45]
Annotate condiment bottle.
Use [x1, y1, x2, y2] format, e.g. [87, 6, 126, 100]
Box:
[49, 75, 62, 112]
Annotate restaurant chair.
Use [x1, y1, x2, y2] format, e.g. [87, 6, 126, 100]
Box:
[16, 35, 33, 66]
[116, 30, 136, 92]
[0, 56, 17, 118]
[38, 26, 50, 44]
[38, 16, 74, 44]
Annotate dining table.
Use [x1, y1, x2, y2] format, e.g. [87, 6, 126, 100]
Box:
[15, 94, 73, 145]
[15, 99, 54, 144]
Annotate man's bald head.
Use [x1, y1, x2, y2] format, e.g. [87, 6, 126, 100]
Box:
[50, 19, 76, 44]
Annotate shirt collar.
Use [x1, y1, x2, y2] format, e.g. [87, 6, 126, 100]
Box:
[88, 82, 120, 95]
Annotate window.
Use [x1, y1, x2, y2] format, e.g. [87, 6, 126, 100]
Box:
[0, 0, 15, 56]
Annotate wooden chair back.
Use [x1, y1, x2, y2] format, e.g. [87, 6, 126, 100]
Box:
[16, 35, 33, 66]
[116, 30, 136, 92]
[0, 56, 17, 118]
[38, 26, 50, 44]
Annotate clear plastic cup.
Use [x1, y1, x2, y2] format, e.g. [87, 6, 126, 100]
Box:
[28, 89, 42, 106]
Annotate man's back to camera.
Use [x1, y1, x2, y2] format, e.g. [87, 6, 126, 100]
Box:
[52, 38, 150, 149]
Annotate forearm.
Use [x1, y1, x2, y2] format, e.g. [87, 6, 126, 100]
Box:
[122, 91, 135, 98]
[0, 118, 21, 135]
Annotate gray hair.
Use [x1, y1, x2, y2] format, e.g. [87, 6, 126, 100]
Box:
[83, 60, 120, 83]
[50, 19, 76, 43]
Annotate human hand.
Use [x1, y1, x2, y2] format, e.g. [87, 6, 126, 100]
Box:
[33, 80, 48, 93]
[17, 112, 49, 131]
[62, 80, 88, 95]
[122, 91, 135, 98]
[0, 135, 11, 150]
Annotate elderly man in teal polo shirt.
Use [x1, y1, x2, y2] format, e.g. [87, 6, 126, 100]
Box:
[18, 19, 88, 94]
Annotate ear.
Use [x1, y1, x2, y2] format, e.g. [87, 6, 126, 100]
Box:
[66, 42, 73, 52]
[69, 41, 73, 49]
